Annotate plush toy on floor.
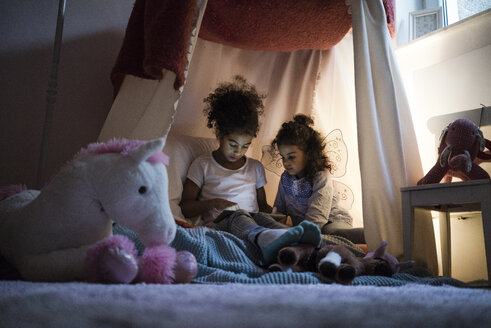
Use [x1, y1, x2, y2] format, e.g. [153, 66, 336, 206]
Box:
[269, 241, 408, 285]
[0, 138, 197, 284]
[417, 118, 491, 185]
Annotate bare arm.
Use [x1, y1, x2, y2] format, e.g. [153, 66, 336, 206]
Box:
[256, 187, 273, 213]
[179, 178, 237, 218]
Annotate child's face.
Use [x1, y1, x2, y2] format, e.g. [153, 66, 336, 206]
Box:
[219, 133, 253, 163]
[278, 145, 308, 178]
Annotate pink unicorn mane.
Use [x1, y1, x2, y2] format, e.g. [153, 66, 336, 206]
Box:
[74, 138, 169, 165]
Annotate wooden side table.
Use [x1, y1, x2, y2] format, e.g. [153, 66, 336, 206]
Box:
[401, 179, 491, 281]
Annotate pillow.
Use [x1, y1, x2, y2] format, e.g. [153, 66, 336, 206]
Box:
[163, 133, 218, 225]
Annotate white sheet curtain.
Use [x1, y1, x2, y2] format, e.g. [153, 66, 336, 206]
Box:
[350, 0, 436, 272]
[98, 0, 437, 272]
[168, 36, 365, 230]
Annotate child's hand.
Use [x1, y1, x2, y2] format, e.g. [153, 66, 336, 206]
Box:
[212, 198, 238, 211]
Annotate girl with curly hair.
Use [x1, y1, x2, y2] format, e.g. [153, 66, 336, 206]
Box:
[272, 114, 364, 243]
[180, 77, 321, 266]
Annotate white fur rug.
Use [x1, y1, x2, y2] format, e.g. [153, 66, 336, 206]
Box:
[1, 281, 490, 327]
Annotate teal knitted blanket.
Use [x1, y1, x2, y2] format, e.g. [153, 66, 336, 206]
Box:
[114, 225, 465, 287]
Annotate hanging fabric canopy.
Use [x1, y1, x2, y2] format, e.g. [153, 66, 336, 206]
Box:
[99, 0, 436, 274]
[111, 0, 394, 94]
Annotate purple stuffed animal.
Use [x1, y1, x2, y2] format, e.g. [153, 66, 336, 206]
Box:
[418, 118, 491, 185]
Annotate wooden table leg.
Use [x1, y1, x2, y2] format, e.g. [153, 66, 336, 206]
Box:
[439, 209, 452, 277]
[401, 191, 413, 262]
[481, 199, 491, 283]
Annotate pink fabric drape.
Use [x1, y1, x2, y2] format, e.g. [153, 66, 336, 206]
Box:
[110, 0, 395, 95]
[111, 0, 198, 95]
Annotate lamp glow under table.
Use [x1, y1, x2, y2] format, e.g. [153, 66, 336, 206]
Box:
[401, 179, 491, 281]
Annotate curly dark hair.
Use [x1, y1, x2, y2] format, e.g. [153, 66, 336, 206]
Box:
[272, 114, 331, 181]
[203, 75, 265, 138]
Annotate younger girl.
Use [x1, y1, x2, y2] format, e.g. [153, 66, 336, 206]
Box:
[272, 114, 364, 243]
[179, 77, 321, 265]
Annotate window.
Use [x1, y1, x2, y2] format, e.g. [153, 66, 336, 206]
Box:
[443, 0, 491, 25]
[400, 0, 491, 46]
[409, 7, 443, 40]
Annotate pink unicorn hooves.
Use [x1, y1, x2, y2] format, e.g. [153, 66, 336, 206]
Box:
[174, 251, 198, 283]
[99, 245, 139, 283]
[86, 235, 138, 284]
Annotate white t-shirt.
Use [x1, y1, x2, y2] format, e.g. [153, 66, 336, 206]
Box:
[186, 153, 267, 224]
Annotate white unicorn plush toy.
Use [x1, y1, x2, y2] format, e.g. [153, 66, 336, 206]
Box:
[0, 137, 197, 284]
